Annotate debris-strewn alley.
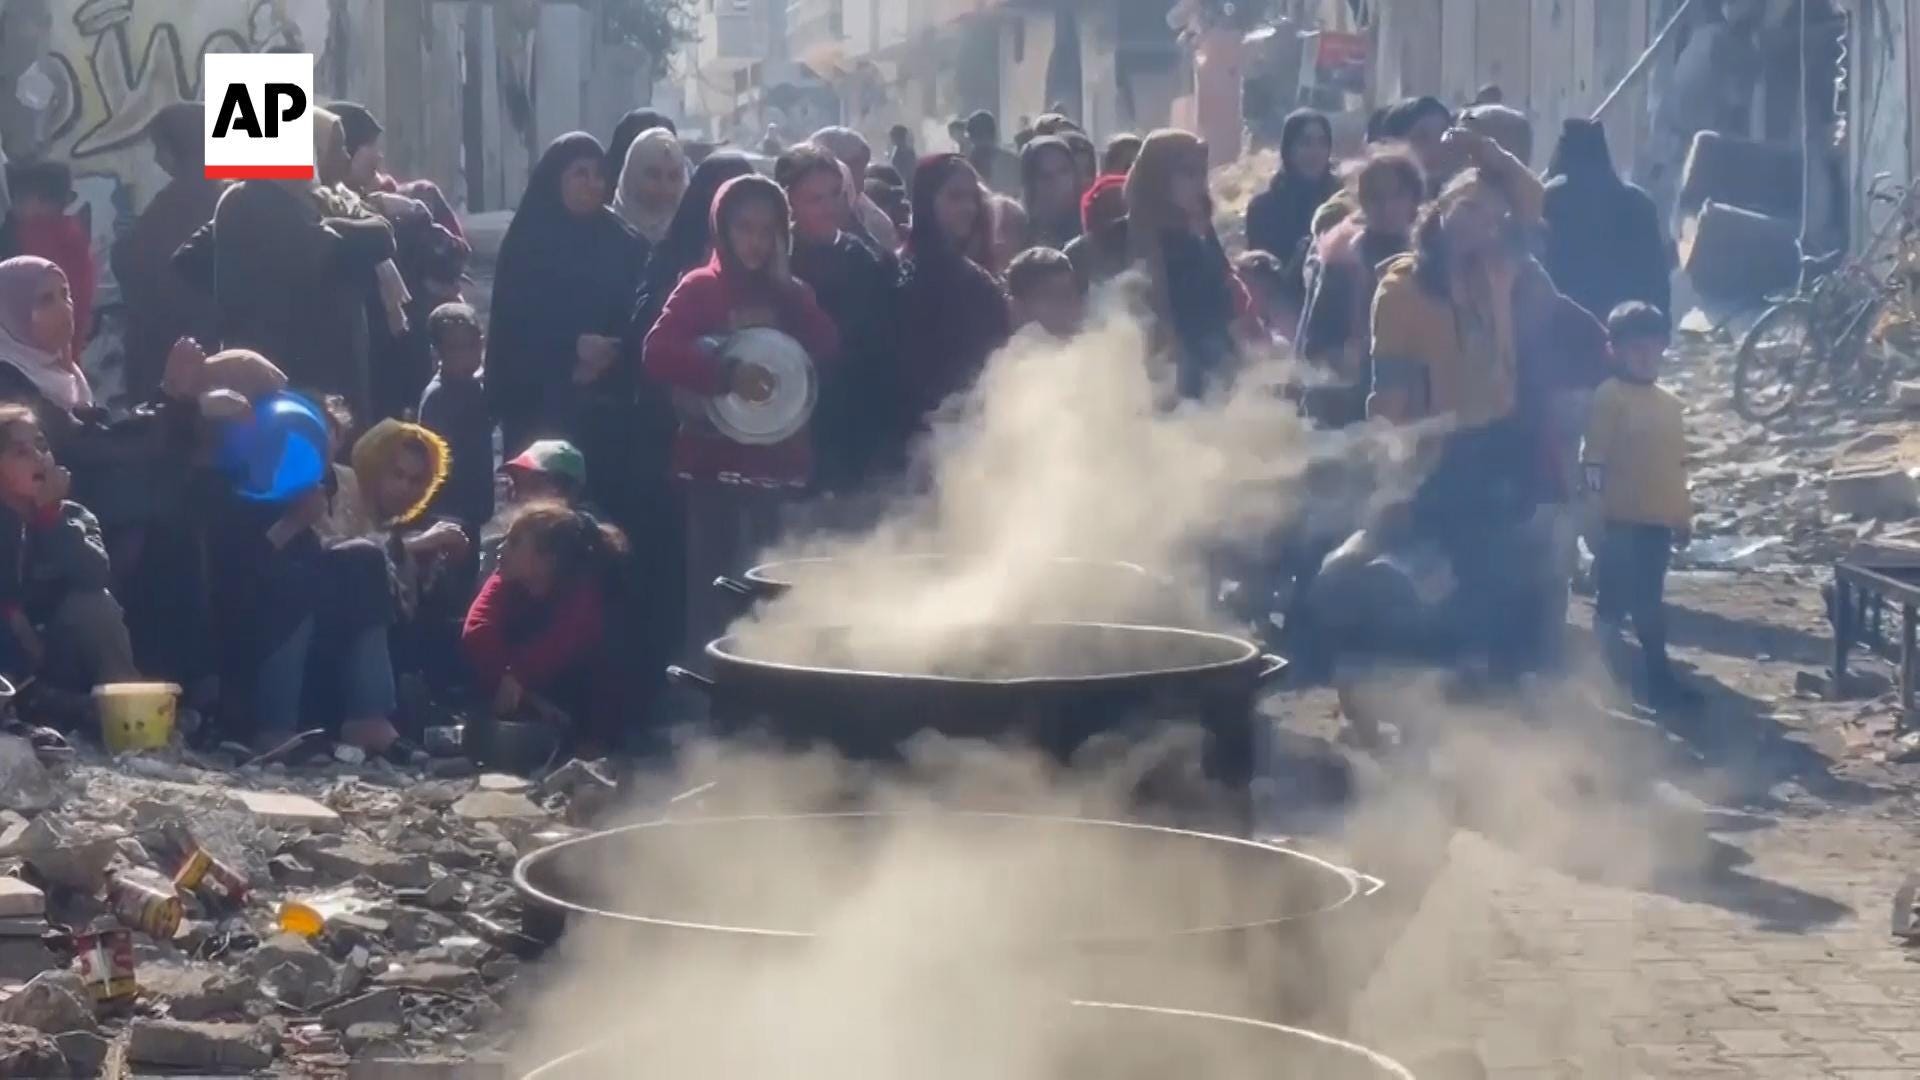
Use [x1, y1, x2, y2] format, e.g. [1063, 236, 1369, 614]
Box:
[1321, 335, 1920, 1080]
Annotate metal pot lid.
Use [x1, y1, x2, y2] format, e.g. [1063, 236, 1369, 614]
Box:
[705, 328, 817, 446]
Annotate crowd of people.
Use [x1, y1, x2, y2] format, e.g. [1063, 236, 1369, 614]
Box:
[0, 86, 1697, 766]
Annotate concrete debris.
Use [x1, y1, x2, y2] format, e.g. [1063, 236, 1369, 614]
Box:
[0, 971, 94, 1034]
[376, 961, 482, 994]
[6, 816, 123, 892]
[52, 1029, 110, 1073]
[234, 790, 344, 833]
[449, 790, 547, 824]
[421, 875, 464, 910]
[1826, 467, 1920, 521]
[0, 1023, 66, 1076]
[322, 988, 406, 1031]
[269, 853, 321, 886]
[139, 962, 253, 1021]
[473, 774, 532, 795]
[0, 876, 45, 918]
[292, 838, 436, 889]
[345, 1020, 407, 1054]
[0, 938, 55, 980]
[0, 708, 617, 1071]
[0, 738, 55, 813]
[127, 1019, 277, 1071]
[245, 934, 341, 1008]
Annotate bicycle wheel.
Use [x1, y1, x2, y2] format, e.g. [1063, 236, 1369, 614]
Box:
[1734, 299, 1815, 422]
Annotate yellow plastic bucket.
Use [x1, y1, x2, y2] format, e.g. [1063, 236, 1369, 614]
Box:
[94, 683, 181, 753]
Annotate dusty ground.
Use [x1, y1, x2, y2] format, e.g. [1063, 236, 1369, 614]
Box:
[1278, 341, 1920, 1078]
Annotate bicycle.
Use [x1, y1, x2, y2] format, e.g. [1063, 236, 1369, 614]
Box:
[1732, 175, 1920, 423]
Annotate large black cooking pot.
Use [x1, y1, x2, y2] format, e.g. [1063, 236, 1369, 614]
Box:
[522, 1001, 1414, 1078]
[668, 622, 1284, 814]
[716, 555, 1180, 624]
[513, 812, 1385, 1029]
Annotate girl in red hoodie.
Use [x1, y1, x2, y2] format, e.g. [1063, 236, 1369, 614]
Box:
[463, 502, 631, 754]
[641, 173, 839, 657]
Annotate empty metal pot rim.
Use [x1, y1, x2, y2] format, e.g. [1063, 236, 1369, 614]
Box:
[740, 554, 1166, 589]
[519, 1000, 1416, 1079]
[512, 810, 1380, 944]
[704, 621, 1281, 687]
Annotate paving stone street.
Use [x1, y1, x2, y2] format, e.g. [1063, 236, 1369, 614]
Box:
[1312, 573, 1920, 1079]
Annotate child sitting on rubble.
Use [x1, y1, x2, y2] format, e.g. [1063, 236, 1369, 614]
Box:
[462, 502, 630, 758]
[0, 405, 139, 721]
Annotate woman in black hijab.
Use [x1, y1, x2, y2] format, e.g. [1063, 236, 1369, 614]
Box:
[1018, 136, 1084, 250]
[1244, 108, 1339, 317]
[894, 154, 1010, 457]
[1543, 118, 1671, 323]
[486, 132, 645, 456]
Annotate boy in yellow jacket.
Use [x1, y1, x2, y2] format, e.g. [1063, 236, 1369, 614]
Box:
[1584, 302, 1698, 707]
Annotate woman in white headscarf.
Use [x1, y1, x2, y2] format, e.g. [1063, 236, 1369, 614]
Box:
[0, 257, 91, 414]
[612, 126, 687, 247]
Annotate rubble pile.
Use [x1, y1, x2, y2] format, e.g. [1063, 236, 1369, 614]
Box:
[0, 736, 618, 1076]
[1669, 331, 1920, 567]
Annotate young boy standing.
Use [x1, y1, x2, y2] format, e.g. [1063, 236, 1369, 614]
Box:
[1583, 302, 1696, 707]
[417, 303, 494, 533]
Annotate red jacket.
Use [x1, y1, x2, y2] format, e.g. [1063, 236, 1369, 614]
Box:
[461, 573, 606, 694]
[641, 255, 840, 488]
[17, 216, 95, 361]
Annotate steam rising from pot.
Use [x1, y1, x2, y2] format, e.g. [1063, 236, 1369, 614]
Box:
[726, 288, 1409, 675]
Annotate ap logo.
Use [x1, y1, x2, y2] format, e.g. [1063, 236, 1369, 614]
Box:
[204, 53, 315, 180]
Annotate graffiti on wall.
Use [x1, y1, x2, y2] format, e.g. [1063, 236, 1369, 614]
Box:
[5, 0, 330, 396]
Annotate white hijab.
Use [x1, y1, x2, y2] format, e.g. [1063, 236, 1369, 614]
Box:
[613, 127, 687, 244]
[0, 257, 91, 412]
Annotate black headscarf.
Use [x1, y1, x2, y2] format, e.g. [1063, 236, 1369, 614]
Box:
[1020, 136, 1082, 249]
[629, 152, 755, 341]
[1245, 108, 1339, 275]
[487, 132, 645, 451]
[1546, 116, 1618, 184]
[608, 109, 678, 177]
[896, 154, 1009, 442]
[330, 102, 383, 156]
[1378, 96, 1451, 141]
[1542, 119, 1672, 324]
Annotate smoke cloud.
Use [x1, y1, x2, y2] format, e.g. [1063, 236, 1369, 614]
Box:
[512, 284, 1734, 1076]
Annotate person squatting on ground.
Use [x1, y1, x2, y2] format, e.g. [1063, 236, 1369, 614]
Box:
[463, 502, 634, 758]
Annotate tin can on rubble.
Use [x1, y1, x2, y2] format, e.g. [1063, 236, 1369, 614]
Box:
[73, 926, 136, 1004]
[174, 847, 250, 909]
[107, 873, 183, 940]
